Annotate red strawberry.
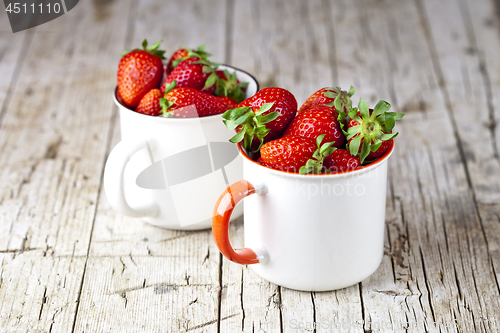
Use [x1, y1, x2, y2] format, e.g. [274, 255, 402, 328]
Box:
[166, 48, 188, 75]
[160, 81, 230, 118]
[256, 157, 272, 168]
[260, 135, 316, 173]
[298, 86, 355, 114]
[283, 105, 345, 148]
[324, 149, 361, 173]
[117, 40, 165, 108]
[161, 57, 209, 93]
[346, 99, 404, 163]
[222, 87, 297, 152]
[296, 134, 337, 174]
[166, 45, 212, 75]
[136, 89, 163, 116]
[216, 95, 238, 109]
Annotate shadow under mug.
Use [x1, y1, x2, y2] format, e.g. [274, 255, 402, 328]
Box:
[104, 65, 259, 230]
[213, 142, 394, 291]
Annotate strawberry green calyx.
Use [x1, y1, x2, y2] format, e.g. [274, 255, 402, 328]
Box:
[172, 44, 212, 68]
[159, 80, 178, 117]
[222, 103, 279, 152]
[323, 86, 355, 112]
[347, 99, 404, 164]
[333, 86, 355, 135]
[122, 39, 166, 59]
[201, 66, 219, 90]
[213, 70, 249, 103]
[299, 134, 337, 175]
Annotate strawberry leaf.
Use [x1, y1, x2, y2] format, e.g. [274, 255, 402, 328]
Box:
[372, 100, 391, 118]
[213, 69, 248, 103]
[255, 102, 274, 116]
[349, 136, 362, 157]
[324, 86, 355, 112]
[159, 97, 174, 116]
[320, 141, 335, 156]
[122, 40, 165, 59]
[254, 125, 271, 136]
[203, 71, 218, 90]
[299, 159, 320, 175]
[384, 114, 396, 133]
[222, 102, 277, 152]
[346, 125, 362, 140]
[381, 132, 398, 141]
[323, 91, 336, 99]
[244, 130, 253, 151]
[147, 40, 162, 51]
[348, 86, 355, 97]
[370, 141, 383, 152]
[359, 98, 370, 119]
[190, 44, 212, 59]
[316, 134, 326, 147]
[234, 113, 254, 126]
[359, 139, 371, 164]
[172, 55, 188, 68]
[229, 130, 246, 143]
[258, 111, 279, 125]
[348, 108, 361, 122]
[333, 94, 342, 112]
[223, 108, 253, 130]
[222, 107, 248, 120]
[172, 45, 213, 68]
[300, 135, 337, 175]
[202, 65, 214, 74]
[387, 112, 405, 120]
[144, 39, 165, 59]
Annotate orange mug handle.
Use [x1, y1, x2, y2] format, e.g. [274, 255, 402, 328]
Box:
[212, 180, 260, 265]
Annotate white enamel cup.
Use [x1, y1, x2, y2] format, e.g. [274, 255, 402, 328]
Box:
[104, 65, 259, 230]
[213, 142, 394, 291]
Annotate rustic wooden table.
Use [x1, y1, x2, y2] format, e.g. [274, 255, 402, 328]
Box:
[1, 0, 500, 332]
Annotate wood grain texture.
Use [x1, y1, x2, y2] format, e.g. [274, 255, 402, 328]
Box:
[421, 0, 500, 305]
[0, 0, 131, 331]
[73, 0, 228, 332]
[0, 0, 499, 332]
[331, 0, 500, 331]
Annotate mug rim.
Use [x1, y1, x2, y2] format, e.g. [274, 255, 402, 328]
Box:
[113, 64, 260, 121]
[238, 139, 395, 178]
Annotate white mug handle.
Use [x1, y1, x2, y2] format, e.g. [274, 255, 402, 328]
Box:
[104, 138, 159, 218]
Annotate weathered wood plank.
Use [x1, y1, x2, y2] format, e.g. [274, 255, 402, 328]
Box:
[420, 0, 500, 319]
[0, 251, 85, 332]
[327, 0, 500, 332]
[0, 10, 32, 124]
[130, 0, 226, 61]
[74, 0, 228, 331]
[0, 0, 132, 331]
[230, 0, 334, 104]
[220, 218, 283, 333]
[74, 255, 220, 332]
[330, 1, 439, 331]
[220, 1, 366, 333]
[0, 0, 130, 255]
[419, 0, 500, 330]
[0, 0, 499, 332]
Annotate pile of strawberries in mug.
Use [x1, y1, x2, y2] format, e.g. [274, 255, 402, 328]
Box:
[116, 41, 404, 174]
[116, 40, 248, 117]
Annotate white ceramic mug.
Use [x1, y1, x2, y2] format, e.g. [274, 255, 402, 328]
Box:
[104, 65, 259, 230]
[213, 142, 394, 291]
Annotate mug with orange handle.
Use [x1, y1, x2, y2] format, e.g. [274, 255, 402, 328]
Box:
[212, 142, 394, 291]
